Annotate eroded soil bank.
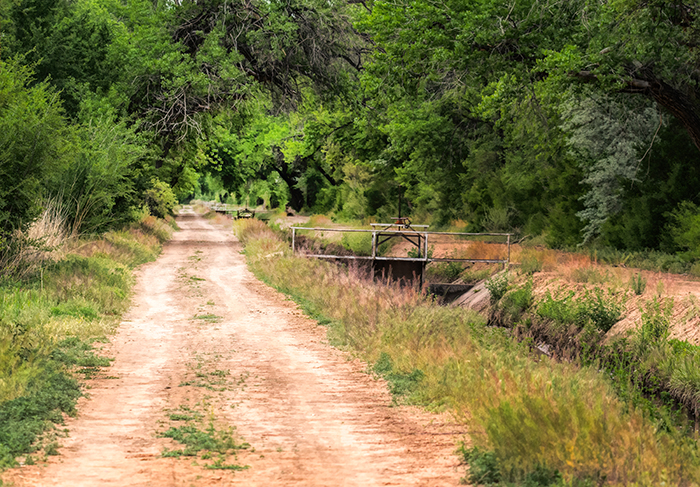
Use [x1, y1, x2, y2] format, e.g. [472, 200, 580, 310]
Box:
[3, 208, 463, 486]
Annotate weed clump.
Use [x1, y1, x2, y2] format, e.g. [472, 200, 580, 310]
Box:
[485, 273, 509, 304]
[160, 423, 248, 457]
[536, 288, 623, 334]
[372, 352, 424, 401]
[629, 273, 647, 295]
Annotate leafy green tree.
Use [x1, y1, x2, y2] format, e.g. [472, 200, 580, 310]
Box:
[0, 59, 66, 234]
[562, 95, 660, 242]
[7, 0, 118, 117]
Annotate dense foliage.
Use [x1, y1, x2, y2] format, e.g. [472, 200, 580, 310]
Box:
[2, 0, 700, 248]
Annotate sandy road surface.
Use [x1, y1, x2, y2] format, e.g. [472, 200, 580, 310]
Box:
[4, 208, 464, 486]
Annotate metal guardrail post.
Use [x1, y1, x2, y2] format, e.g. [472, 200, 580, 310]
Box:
[506, 234, 511, 270]
[292, 227, 296, 254]
[372, 231, 377, 259]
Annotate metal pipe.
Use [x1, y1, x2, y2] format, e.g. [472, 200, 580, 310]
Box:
[300, 255, 506, 264]
[370, 223, 430, 228]
[292, 227, 513, 237]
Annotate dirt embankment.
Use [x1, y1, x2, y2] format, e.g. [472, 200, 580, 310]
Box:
[3, 208, 464, 487]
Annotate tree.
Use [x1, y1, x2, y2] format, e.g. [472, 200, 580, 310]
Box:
[118, 0, 366, 171]
[0, 59, 66, 234]
[7, 0, 118, 117]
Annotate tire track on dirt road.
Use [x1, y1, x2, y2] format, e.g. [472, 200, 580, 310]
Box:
[4, 208, 464, 486]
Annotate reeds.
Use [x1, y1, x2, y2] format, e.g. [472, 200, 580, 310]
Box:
[0, 197, 70, 278]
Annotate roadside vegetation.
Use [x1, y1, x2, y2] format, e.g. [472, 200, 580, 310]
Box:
[235, 218, 700, 486]
[0, 206, 175, 468]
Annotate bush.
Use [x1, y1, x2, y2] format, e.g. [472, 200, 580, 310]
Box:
[520, 251, 544, 274]
[536, 288, 622, 333]
[341, 232, 373, 256]
[425, 261, 463, 282]
[486, 273, 509, 304]
[668, 201, 700, 259]
[637, 298, 673, 352]
[144, 178, 177, 219]
[496, 279, 534, 325]
[460, 446, 501, 485]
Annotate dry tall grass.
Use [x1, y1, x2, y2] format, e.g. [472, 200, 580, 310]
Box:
[236, 219, 700, 485]
[0, 198, 70, 278]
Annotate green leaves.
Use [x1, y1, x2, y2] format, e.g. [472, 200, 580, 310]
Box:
[0, 60, 67, 235]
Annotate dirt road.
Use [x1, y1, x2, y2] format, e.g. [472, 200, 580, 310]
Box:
[5, 208, 464, 486]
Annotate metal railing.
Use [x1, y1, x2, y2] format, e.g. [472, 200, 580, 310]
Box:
[290, 226, 512, 268]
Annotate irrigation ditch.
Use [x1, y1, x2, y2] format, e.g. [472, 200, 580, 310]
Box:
[238, 214, 700, 485]
[289, 222, 511, 303]
[271, 218, 700, 433]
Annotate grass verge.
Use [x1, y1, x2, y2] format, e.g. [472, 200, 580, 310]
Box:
[0, 213, 174, 467]
[234, 218, 700, 486]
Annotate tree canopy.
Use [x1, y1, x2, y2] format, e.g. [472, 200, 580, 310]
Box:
[2, 0, 700, 253]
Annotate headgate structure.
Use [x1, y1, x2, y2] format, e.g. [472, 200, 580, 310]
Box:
[206, 203, 256, 219]
[291, 221, 512, 288]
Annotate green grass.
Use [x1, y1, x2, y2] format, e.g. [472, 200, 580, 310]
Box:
[159, 395, 250, 472]
[0, 214, 171, 468]
[160, 423, 248, 457]
[372, 352, 424, 402]
[204, 459, 249, 470]
[159, 419, 250, 473]
[192, 314, 222, 323]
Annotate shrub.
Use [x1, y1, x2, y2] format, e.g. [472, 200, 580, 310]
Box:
[536, 288, 622, 333]
[460, 446, 501, 485]
[496, 279, 534, 325]
[637, 297, 673, 352]
[520, 250, 544, 274]
[425, 261, 463, 282]
[460, 265, 497, 284]
[668, 201, 700, 259]
[581, 288, 623, 333]
[486, 273, 509, 304]
[341, 232, 373, 256]
[143, 178, 177, 219]
[570, 266, 609, 284]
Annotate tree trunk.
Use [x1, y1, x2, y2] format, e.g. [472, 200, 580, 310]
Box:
[575, 68, 700, 153]
[273, 148, 305, 211]
[641, 75, 700, 152]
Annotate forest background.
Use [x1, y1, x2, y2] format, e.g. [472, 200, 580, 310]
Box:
[3, 0, 700, 255]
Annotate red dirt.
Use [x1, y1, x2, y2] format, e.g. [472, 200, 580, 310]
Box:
[3, 208, 465, 486]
